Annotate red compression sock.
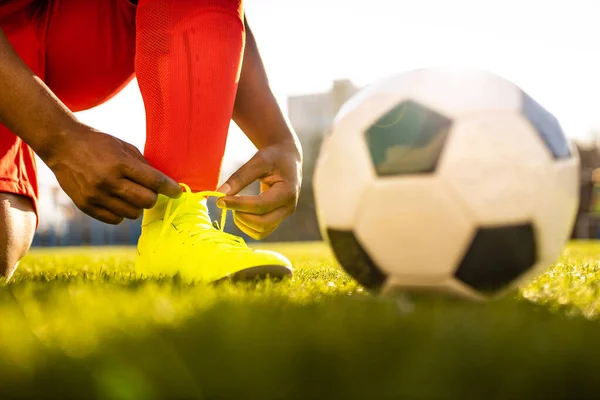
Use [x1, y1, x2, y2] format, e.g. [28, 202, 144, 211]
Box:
[135, 0, 245, 191]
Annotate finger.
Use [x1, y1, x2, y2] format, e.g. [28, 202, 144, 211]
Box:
[233, 212, 273, 240]
[234, 207, 291, 233]
[122, 161, 181, 199]
[93, 196, 142, 220]
[113, 179, 158, 209]
[217, 152, 268, 196]
[217, 183, 293, 215]
[81, 205, 124, 225]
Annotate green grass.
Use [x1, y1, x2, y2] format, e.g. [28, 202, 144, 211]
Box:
[2, 241, 600, 399]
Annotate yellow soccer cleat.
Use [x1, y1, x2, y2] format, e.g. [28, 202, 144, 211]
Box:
[135, 183, 293, 283]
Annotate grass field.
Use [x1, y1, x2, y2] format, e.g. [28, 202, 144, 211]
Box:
[2, 241, 600, 399]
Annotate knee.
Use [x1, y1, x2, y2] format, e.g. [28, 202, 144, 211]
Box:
[0, 194, 36, 279]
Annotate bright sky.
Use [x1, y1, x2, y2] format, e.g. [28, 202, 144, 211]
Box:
[38, 0, 600, 186]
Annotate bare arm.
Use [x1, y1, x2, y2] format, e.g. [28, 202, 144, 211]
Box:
[0, 28, 180, 224]
[232, 17, 302, 157]
[0, 28, 75, 162]
[218, 16, 303, 239]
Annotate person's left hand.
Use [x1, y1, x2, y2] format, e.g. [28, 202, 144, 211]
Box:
[216, 141, 302, 239]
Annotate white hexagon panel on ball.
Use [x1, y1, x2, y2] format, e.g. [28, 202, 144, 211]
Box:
[355, 177, 475, 287]
[437, 112, 552, 226]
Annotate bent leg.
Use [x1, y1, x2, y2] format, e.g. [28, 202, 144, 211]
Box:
[136, 0, 245, 191]
[0, 194, 36, 279]
[0, 3, 41, 278]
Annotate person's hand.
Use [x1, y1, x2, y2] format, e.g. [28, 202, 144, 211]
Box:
[45, 124, 181, 224]
[216, 141, 302, 239]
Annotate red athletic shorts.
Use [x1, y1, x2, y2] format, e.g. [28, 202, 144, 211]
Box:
[0, 0, 137, 216]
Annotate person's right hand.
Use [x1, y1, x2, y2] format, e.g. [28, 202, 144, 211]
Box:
[44, 124, 181, 224]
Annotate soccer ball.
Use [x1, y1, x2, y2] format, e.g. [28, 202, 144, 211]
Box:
[313, 68, 579, 300]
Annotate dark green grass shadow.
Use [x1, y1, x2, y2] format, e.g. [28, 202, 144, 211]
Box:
[1, 289, 600, 400]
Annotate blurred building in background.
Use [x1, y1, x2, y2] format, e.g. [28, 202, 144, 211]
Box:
[31, 79, 600, 246]
[262, 79, 359, 242]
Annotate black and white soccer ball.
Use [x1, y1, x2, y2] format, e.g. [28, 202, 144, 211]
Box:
[313, 68, 580, 300]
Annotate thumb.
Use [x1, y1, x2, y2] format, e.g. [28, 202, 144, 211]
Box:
[217, 153, 266, 196]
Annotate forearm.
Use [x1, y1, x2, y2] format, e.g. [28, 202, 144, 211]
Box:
[232, 17, 301, 158]
[0, 28, 78, 161]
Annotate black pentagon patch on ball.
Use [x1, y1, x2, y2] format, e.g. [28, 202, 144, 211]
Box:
[522, 92, 571, 159]
[455, 224, 537, 293]
[326, 229, 387, 290]
[365, 100, 452, 176]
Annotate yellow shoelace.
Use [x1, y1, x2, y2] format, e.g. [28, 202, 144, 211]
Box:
[156, 183, 237, 251]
